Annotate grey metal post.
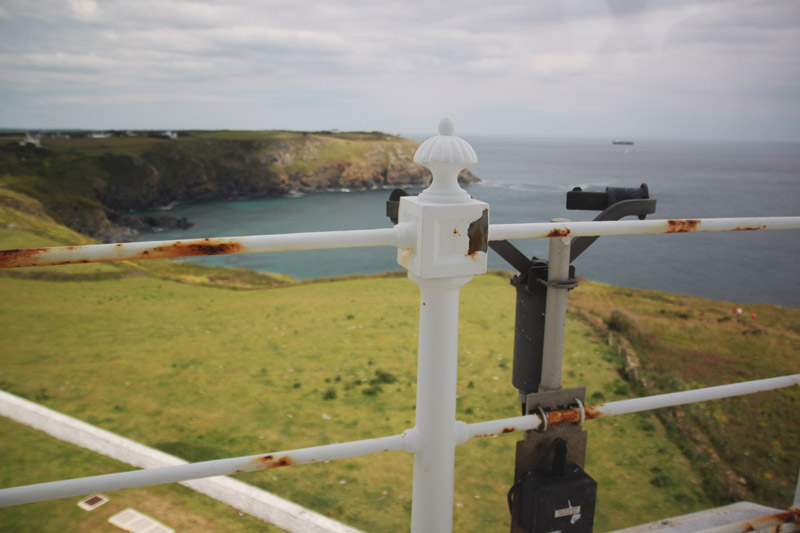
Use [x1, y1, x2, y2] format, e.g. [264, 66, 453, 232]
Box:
[539, 218, 572, 392]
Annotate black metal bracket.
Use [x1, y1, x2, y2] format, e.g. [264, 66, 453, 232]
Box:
[386, 188, 410, 225]
[489, 184, 656, 401]
[568, 184, 656, 262]
[511, 387, 590, 533]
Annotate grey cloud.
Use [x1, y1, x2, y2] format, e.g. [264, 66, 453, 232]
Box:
[0, 0, 797, 140]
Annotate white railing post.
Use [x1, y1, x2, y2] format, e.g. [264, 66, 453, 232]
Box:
[397, 118, 488, 533]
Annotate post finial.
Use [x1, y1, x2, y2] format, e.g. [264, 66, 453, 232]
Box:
[413, 119, 477, 203]
[438, 117, 455, 136]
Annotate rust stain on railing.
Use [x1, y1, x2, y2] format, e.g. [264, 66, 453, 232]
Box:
[0, 238, 245, 269]
[546, 228, 571, 238]
[666, 219, 701, 233]
[259, 454, 295, 468]
[732, 225, 768, 231]
[240, 454, 296, 472]
[545, 404, 604, 427]
[146, 238, 243, 258]
[739, 507, 800, 532]
[0, 247, 56, 267]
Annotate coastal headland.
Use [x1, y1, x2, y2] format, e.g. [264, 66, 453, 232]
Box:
[0, 130, 478, 242]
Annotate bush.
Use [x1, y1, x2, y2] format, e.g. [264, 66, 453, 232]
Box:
[362, 385, 382, 396]
[608, 309, 637, 334]
[372, 369, 398, 385]
[649, 466, 674, 488]
[322, 387, 337, 400]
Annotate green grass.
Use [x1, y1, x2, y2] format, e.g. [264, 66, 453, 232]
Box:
[0, 271, 715, 531]
[571, 281, 800, 508]
[39, 136, 170, 157]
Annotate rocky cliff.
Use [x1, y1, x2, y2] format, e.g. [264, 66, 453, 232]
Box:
[0, 131, 479, 242]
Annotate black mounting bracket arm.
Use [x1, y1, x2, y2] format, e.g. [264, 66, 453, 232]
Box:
[488, 183, 656, 400]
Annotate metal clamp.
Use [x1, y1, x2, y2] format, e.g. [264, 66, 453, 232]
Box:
[535, 405, 548, 433]
[536, 277, 579, 290]
[574, 397, 585, 429]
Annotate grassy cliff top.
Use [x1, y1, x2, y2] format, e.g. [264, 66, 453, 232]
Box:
[3, 129, 412, 158]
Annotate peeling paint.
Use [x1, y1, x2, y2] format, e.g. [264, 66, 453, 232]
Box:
[466, 209, 489, 257]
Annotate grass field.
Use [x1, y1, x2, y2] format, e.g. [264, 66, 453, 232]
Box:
[1, 264, 716, 531]
[570, 283, 800, 509]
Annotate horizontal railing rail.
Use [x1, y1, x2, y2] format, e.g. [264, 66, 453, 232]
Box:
[2, 216, 800, 269]
[1, 374, 796, 508]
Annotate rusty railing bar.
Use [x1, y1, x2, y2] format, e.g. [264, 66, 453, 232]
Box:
[0, 430, 416, 507]
[467, 373, 800, 434]
[0, 226, 405, 269]
[3, 216, 800, 270]
[488, 216, 800, 241]
[2, 373, 796, 508]
[696, 507, 800, 533]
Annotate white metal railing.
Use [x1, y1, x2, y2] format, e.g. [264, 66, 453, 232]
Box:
[1, 374, 797, 509]
[1, 118, 799, 532]
[3, 217, 800, 269]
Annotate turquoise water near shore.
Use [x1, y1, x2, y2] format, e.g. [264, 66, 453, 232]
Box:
[135, 137, 800, 307]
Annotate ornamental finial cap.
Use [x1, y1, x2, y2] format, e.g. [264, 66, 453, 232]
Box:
[414, 118, 477, 166]
[438, 117, 455, 136]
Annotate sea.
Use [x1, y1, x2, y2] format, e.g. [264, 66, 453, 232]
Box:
[134, 137, 800, 308]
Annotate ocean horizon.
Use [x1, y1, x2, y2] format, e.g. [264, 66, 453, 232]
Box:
[135, 136, 800, 308]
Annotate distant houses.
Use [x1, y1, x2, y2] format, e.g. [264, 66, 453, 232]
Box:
[10, 130, 182, 144]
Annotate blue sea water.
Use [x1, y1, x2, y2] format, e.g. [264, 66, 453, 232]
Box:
[135, 137, 800, 307]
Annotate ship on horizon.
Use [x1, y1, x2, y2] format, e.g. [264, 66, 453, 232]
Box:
[612, 139, 634, 145]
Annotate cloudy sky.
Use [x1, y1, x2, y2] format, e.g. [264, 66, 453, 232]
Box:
[1, 0, 798, 141]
